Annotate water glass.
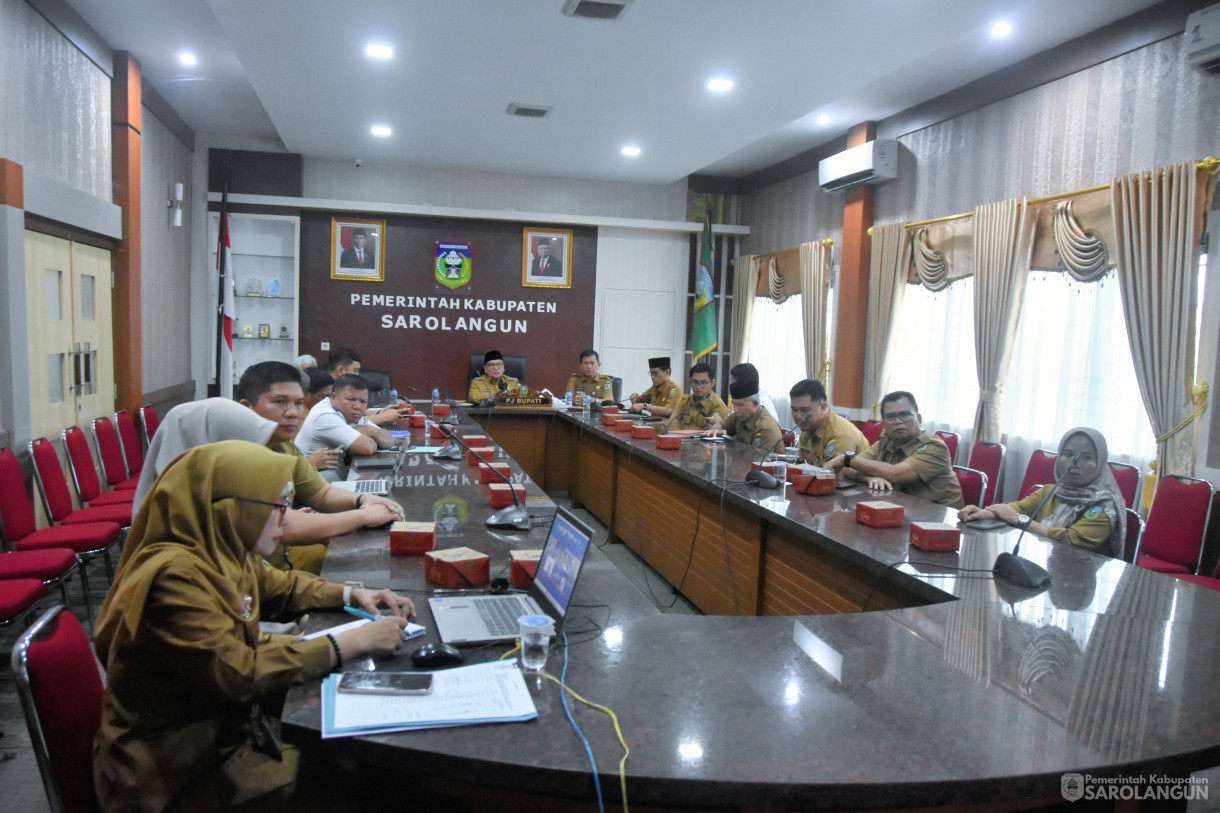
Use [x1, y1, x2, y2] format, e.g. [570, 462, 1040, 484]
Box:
[518, 614, 554, 671]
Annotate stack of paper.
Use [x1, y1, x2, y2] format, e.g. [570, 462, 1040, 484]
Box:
[320, 661, 537, 738]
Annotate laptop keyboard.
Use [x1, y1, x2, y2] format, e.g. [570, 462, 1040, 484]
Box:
[473, 596, 533, 637]
[352, 479, 389, 493]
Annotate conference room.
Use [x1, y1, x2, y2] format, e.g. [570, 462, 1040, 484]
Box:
[4, 0, 1220, 810]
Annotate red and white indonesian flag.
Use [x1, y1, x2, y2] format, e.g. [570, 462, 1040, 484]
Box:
[217, 208, 235, 397]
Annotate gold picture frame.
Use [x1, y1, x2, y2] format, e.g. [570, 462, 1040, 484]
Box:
[522, 227, 572, 289]
[331, 218, 386, 282]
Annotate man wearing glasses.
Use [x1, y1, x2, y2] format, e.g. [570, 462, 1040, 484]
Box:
[668, 363, 729, 431]
[628, 356, 680, 417]
[827, 390, 964, 508]
[469, 349, 525, 403]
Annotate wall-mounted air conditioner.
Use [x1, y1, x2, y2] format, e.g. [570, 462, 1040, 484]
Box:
[818, 140, 898, 193]
[1186, 3, 1220, 74]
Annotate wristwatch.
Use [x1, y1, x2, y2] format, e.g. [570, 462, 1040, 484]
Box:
[342, 580, 364, 606]
[843, 452, 856, 469]
[1015, 514, 1031, 528]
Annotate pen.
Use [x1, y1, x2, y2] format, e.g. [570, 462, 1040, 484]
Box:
[343, 606, 380, 621]
[431, 588, 483, 595]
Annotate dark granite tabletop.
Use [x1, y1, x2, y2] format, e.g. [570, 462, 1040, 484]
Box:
[283, 405, 1220, 809]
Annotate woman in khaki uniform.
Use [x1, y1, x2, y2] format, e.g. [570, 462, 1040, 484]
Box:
[93, 441, 414, 812]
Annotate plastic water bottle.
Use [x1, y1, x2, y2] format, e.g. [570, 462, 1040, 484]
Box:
[388, 387, 399, 403]
[581, 395, 591, 420]
[431, 387, 440, 404]
[564, 390, 573, 408]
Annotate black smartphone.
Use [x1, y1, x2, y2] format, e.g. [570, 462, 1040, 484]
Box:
[337, 671, 433, 695]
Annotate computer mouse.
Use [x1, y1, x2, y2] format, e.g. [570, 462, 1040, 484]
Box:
[410, 642, 466, 668]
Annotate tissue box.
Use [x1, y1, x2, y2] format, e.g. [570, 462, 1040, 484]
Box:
[909, 522, 961, 552]
[631, 425, 656, 440]
[602, 414, 620, 426]
[656, 434, 682, 450]
[478, 462, 511, 484]
[488, 483, 526, 508]
[460, 434, 489, 447]
[466, 447, 496, 466]
[389, 521, 436, 555]
[855, 500, 904, 528]
[614, 419, 635, 433]
[794, 471, 836, 495]
[424, 547, 490, 588]
[432, 403, 452, 417]
[409, 414, 427, 428]
[510, 549, 543, 589]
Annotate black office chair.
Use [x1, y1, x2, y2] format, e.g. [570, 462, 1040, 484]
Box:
[466, 354, 528, 391]
[360, 368, 394, 407]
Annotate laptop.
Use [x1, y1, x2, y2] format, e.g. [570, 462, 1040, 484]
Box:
[428, 507, 594, 644]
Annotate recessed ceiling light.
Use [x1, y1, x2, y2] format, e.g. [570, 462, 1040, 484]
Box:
[706, 78, 734, 92]
[989, 20, 1012, 38]
[365, 43, 394, 59]
[178, 51, 197, 66]
[816, 114, 831, 126]
[621, 145, 641, 157]
[371, 125, 392, 137]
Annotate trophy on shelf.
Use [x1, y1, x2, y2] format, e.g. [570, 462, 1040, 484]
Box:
[279, 325, 290, 338]
[242, 324, 253, 338]
[259, 324, 271, 339]
[244, 278, 262, 296]
[268, 278, 282, 297]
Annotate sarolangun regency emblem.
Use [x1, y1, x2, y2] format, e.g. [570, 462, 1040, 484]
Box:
[435, 242, 472, 290]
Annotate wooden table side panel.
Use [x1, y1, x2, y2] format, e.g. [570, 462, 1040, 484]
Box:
[544, 415, 575, 493]
[574, 430, 616, 524]
[470, 415, 547, 486]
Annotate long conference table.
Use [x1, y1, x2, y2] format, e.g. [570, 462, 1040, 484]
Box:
[283, 404, 1220, 811]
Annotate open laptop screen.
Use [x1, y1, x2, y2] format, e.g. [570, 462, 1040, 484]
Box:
[532, 509, 592, 616]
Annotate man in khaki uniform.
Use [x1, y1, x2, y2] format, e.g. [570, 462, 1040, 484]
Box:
[629, 356, 681, 417]
[789, 378, 869, 467]
[565, 349, 615, 405]
[827, 390, 964, 508]
[708, 379, 784, 452]
[668, 362, 729, 431]
[469, 349, 525, 403]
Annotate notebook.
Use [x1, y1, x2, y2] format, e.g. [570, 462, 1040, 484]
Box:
[428, 507, 594, 644]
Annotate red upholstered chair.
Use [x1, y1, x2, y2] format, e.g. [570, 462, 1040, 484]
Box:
[29, 439, 133, 528]
[61, 428, 134, 508]
[953, 465, 988, 509]
[138, 404, 160, 449]
[935, 430, 960, 464]
[861, 420, 883, 445]
[967, 441, 1004, 506]
[113, 410, 145, 478]
[1108, 461, 1140, 510]
[0, 549, 87, 621]
[0, 579, 47, 627]
[1135, 475, 1213, 575]
[12, 605, 104, 813]
[1018, 449, 1058, 500]
[1122, 508, 1144, 564]
[0, 447, 123, 583]
[90, 418, 139, 491]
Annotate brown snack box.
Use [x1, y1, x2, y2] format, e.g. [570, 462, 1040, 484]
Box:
[602, 414, 619, 426]
[389, 521, 436, 555]
[909, 522, 961, 552]
[424, 547, 490, 588]
[488, 483, 526, 508]
[614, 419, 635, 433]
[794, 472, 836, 495]
[466, 447, 496, 466]
[631, 425, 656, 440]
[477, 462, 512, 483]
[855, 500, 904, 528]
[656, 434, 682, 450]
[602, 406, 620, 415]
[509, 549, 543, 589]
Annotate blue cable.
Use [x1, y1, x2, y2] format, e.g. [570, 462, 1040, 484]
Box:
[560, 631, 604, 813]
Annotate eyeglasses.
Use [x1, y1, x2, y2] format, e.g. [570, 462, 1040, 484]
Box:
[690, 379, 713, 389]
[648, 370, 665, 377]
[217, 495, 289, 522]
[882, 410, 915, 424]
[485, 362, 505, 370]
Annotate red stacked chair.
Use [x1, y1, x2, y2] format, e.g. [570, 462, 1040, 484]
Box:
[1108, 461, 1140, 510]
[139, 404, 161, 450]
[1018, 449, 1057, 500]
[1135, 475, 1213, 575]
[0, 579, 47, 627]
[952, 466, 988, 508]
[1122, 508, 1144, 564]
[0, 549, 85, 620]
[62, 427, 134, 507]
[935, 430, 960, 464]
[29, 439, 133, 528]
[92, 417, 139, 491]
[860, 420, 883, 445]
[966, 441, 1005, 506]
[113, 410, 146, 481]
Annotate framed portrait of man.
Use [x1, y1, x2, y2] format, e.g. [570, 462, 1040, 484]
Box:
[331, 218, 386, 282]
[522, 228, 572, 289]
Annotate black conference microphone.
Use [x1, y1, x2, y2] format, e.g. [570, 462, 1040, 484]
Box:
[741, 423, 791, 489]
[438, 424, 530, 530]
[992, 452, 1079, 588]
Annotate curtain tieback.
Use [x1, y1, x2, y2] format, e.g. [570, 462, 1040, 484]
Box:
[1156, 382, 1209, 443]
[978, 390, 998, 405]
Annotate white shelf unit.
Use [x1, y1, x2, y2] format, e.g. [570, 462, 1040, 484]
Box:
[208, 212, 300, 389]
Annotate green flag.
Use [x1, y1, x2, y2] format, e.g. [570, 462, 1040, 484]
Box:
[692, 215, 717, 361]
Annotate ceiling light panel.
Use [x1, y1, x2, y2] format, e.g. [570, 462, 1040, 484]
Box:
[365, 43, 394, 59]
[371, 125, 392, 137]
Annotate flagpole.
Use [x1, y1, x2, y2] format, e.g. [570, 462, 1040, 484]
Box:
[216, 183, 235, 397]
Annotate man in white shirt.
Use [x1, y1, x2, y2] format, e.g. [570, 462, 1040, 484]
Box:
[295, 374, 396, 481]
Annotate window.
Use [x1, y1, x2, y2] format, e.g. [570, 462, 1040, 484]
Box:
[746, 295, 806, 405]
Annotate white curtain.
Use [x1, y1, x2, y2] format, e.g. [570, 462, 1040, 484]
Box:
[799, 240, 831, 382]
[865, 224, 909, 417]
[1111, 162, 1216, 476]
[971, 199, 1034, 444]
[746, 295, 807, 403]
[731, 255, 760, 366]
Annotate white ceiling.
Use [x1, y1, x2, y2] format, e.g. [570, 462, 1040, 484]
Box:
[62, 0, 1166, 184]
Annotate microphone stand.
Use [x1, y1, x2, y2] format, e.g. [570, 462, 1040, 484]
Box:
[438, 424, 530, 530]
[743, 414, 807, 489]
[992, 453, 1078, 588]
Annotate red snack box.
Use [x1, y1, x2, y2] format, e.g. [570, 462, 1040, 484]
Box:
[389, 521, 436, 555]
[602, 406, 620, 415]
[488, 483, 526, 508]
[750, 461, 784, 474]
[787, 464, 816, 483]
[409, 414, 427, 428]
[397, 403, 415, 415]
[430, 424, 450, 439]
[631, 425, 656, 440]
[461, 434, 489, 447]
[909, 521, 962, 552]
[794, 472, 836, 495]
[602, 414, 620, 426]
[424, 547, 490, 588]
[432, 403, 452, 417]
[478, 462, 511, 484]
[466, 447, 496, 466]
[510, 549, 543, 590]
[614, 419, 635, 433]
[656, 434, 682, 450]
[855, 500, 904, 528]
